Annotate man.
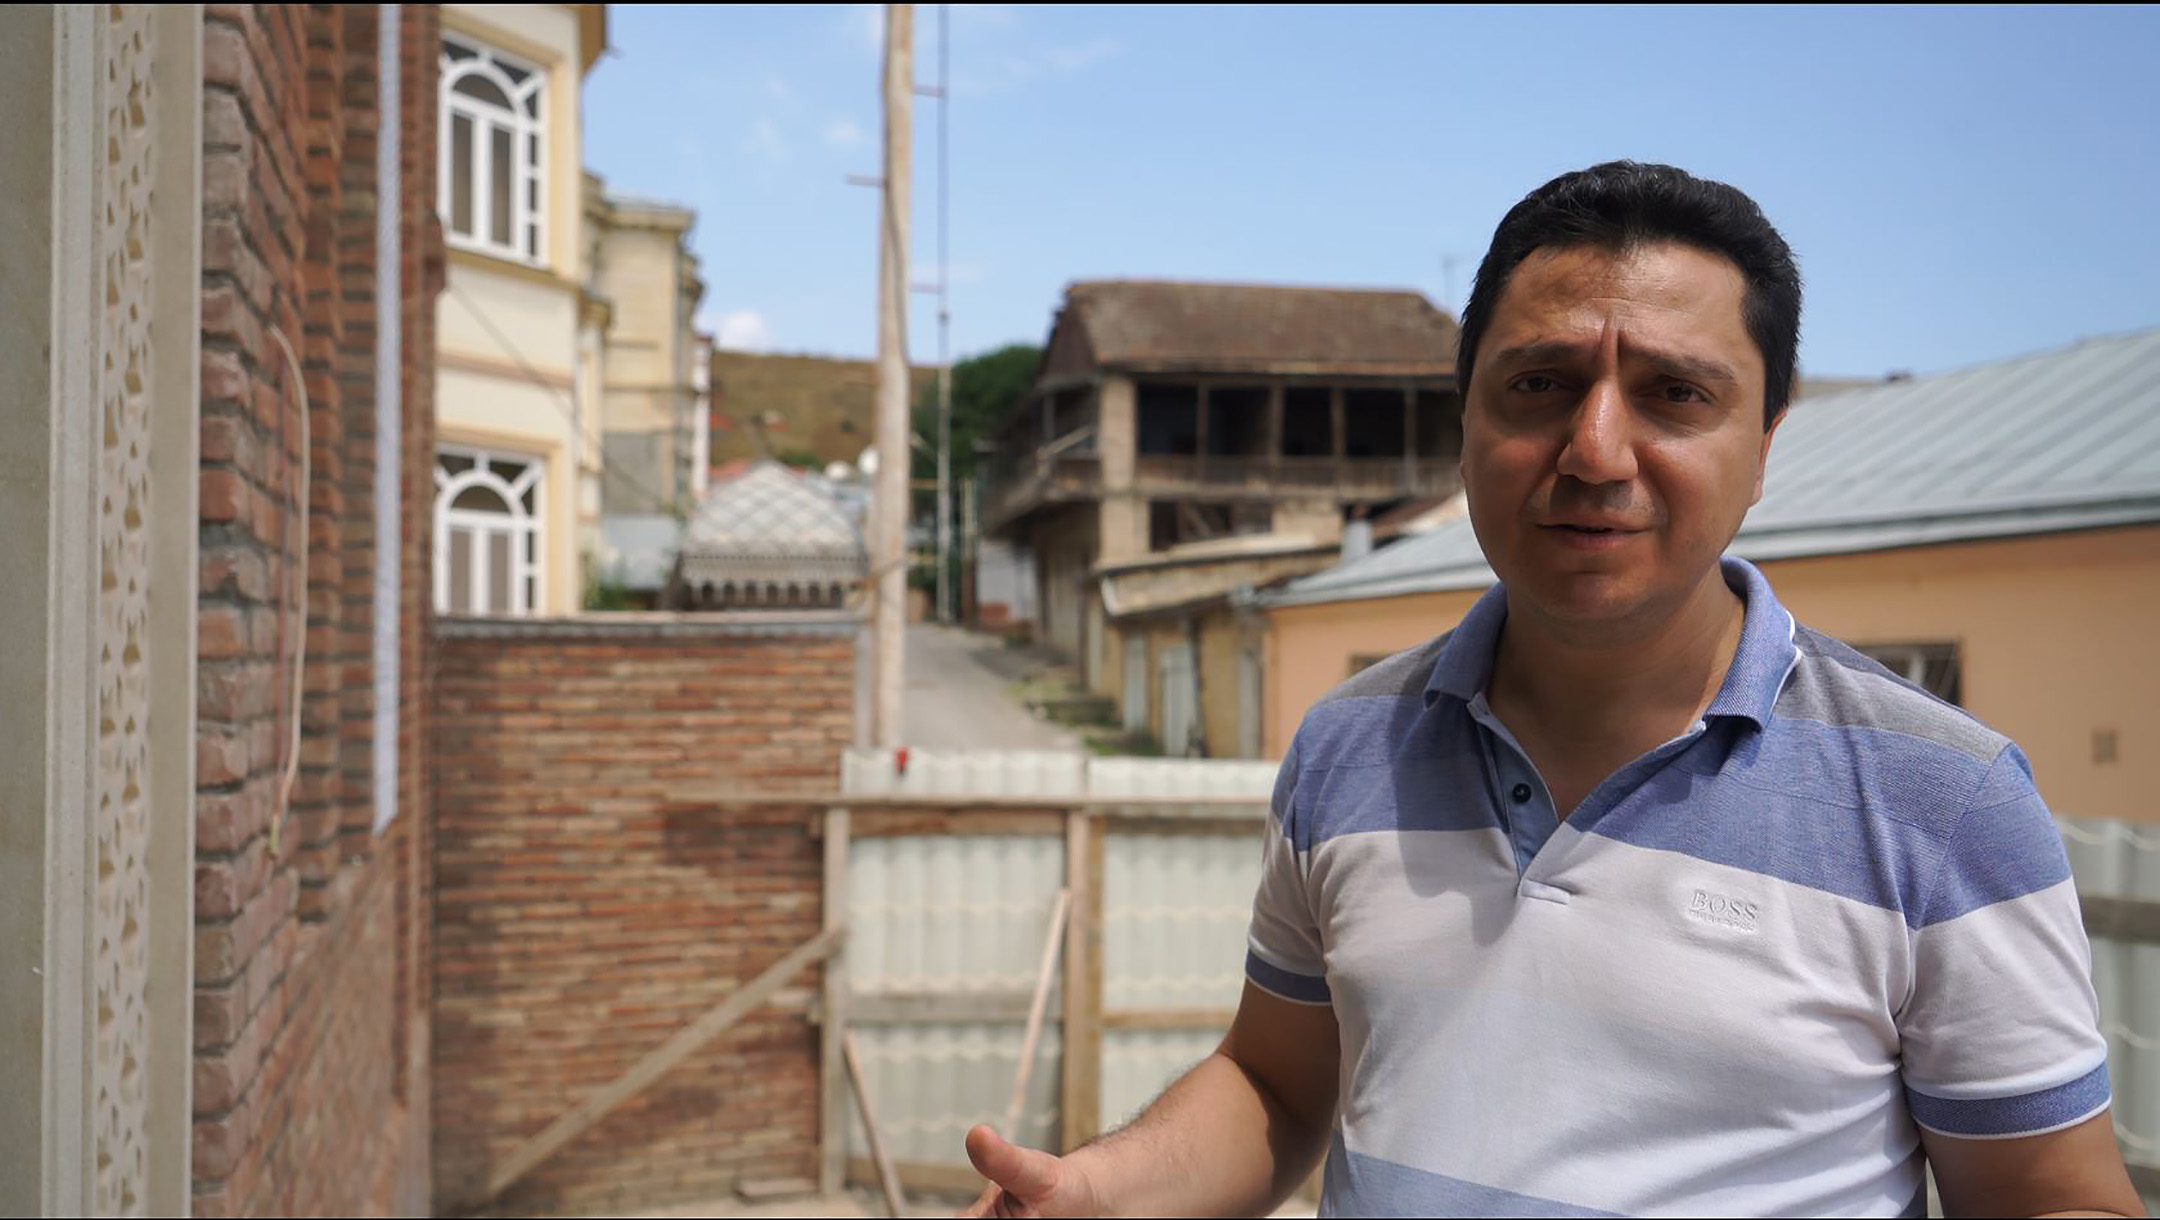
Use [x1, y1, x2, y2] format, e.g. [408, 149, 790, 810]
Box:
[962, 162, 2142, 1217]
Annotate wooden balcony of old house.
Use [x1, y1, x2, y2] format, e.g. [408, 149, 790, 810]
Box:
[985, 375, 1462, 535]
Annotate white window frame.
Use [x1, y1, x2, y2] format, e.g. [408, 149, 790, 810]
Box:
[433, 445, 544, 616]
[438, 32, 546, 265]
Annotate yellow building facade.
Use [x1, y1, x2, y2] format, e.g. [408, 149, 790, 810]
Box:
[432, 4, 605, 615]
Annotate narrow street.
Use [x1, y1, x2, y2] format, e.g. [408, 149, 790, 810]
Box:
[900, 623, 1085, 752]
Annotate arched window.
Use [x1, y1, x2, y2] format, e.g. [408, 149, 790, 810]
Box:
[440, 34, 546, 263]
[434, 446, 543, 615]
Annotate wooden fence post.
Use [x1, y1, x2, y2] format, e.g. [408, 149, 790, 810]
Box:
[1059, 809, 1103, 1152]
[820, 806, 852, 1195]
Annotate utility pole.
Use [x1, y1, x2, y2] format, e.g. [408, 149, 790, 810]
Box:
[931, 3, 952, 624]
[871, 4, 913, 748]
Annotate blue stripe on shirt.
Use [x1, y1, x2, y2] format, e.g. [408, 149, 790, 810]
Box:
[1245, 949, 1331, 1004]
[1905, 1062, 2112, 1137]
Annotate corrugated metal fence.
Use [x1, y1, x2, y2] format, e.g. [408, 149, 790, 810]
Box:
[2061, 815, 2160, 1196]
[827, 752, 2160, 1197]
[832, 750, 1272, 1191]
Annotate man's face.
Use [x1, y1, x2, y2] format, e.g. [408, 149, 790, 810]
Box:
[1461, 241, 1780, 636]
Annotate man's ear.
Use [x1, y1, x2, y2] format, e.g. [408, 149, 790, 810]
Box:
[1751, 407, 1786, 507]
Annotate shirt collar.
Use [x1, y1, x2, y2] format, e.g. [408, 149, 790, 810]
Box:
[1423, 555, 1798, 730]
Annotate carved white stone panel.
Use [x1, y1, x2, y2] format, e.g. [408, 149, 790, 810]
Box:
[92, 5, 157, 1214]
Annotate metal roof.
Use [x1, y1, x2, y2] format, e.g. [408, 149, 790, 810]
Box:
[1268, 327, 2160, 608]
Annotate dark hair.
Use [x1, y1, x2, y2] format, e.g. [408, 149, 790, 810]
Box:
[1455, 161, 1802, 428]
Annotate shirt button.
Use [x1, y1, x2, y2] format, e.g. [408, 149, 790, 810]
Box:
[1510, 783, 1532, 804]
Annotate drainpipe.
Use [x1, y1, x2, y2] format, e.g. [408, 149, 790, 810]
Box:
[372, 4, 401, 830]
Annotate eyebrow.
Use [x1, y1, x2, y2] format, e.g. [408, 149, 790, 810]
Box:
[1489, 340, 1742, 389]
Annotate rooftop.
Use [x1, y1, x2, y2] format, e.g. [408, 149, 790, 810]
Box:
[1045, 279, 1459, 378]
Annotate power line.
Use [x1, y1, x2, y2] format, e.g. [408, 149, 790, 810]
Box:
[444, 277, 680, 516]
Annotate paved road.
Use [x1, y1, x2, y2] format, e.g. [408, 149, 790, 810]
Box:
[900, 623, 1084, 752]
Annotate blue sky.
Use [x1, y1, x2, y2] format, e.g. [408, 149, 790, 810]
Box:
[585, 4, 2160, 379]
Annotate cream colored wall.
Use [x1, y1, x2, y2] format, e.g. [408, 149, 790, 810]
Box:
[1263, 527, 2160, 822]
[1275, 499, 1345, 545]
[574, 310, 606, 556]
[595, 224, 681, 392]
[439, 259, 581, 377]
[437, 366, 581, 615]
[1196, 608, 1246, 759]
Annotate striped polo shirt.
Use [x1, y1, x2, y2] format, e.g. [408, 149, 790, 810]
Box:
[1247, 556, 2108, 1217]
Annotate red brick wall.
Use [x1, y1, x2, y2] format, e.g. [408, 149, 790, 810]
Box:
[431, 622, 854, 1216]
[193, 5, 441, 1216]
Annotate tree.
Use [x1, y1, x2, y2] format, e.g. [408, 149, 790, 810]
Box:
[910, 343, 1041, 615]
[911, 342, 1041, 486]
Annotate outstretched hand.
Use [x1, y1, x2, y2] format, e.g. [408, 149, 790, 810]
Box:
[958, 1125, 1106, 1218]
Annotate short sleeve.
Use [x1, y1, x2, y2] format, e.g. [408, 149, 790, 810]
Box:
[1897, 745, 2111, 1139]
[1246, 744, 1332, 1006]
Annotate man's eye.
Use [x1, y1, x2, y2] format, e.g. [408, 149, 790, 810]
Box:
[1662, 383, 1707, 404]
[1512, 375, 1562, 394]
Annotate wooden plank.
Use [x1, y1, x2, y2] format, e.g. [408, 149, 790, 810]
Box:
[1102, 1008, 1237, 1032]
[2083, 895, 2160, 946]
[482, 924, 846, 1202]
[1060, 812, 1105, 1152]
[1102, 814, 1269, 837]
[709, 791, 1269, 812]
[848, 809, 1067, 839]
[735, 1176, 815, 1202]
[1004, 889, 1073, 1140]
[846, 989, 1037, 1024]
[846, 1156, 989, 1200]
[842, 1028, 908, 1218]
[819, 807, 851, 1196]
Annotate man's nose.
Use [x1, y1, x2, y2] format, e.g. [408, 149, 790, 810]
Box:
[1553, 378, 1638, 485]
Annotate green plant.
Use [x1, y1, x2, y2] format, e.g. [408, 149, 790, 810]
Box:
[582, 561, 642, 611]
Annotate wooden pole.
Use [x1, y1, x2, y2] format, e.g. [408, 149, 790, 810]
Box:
[870, 4, 913, 747]
[1002, 888, 1072, 1141]
[819, 807, 852, 1195]
[482, 925, 847, 1203]
[843, 1028, 909, 1218]
[1058, 812, 1102, 1151]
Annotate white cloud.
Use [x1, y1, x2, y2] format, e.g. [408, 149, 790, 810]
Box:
[743, 117, 788, 161]
[824, 117, 865, 148]
[954, 34, 1124, 96]
[951, 4, 1020, 29]
[1044, 36, 1121, 75]
[921, 260, 989, 287]
[714, 309, 775, 353]
[840, 4, 883, 55]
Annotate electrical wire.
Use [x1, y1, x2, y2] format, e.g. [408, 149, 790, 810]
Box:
[267, 327, 310, 852]
[445, 276, 682, 515]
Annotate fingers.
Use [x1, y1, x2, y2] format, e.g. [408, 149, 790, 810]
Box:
[964, 1123, 1062, 1202]
[957, 1180, 1001, 1218]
